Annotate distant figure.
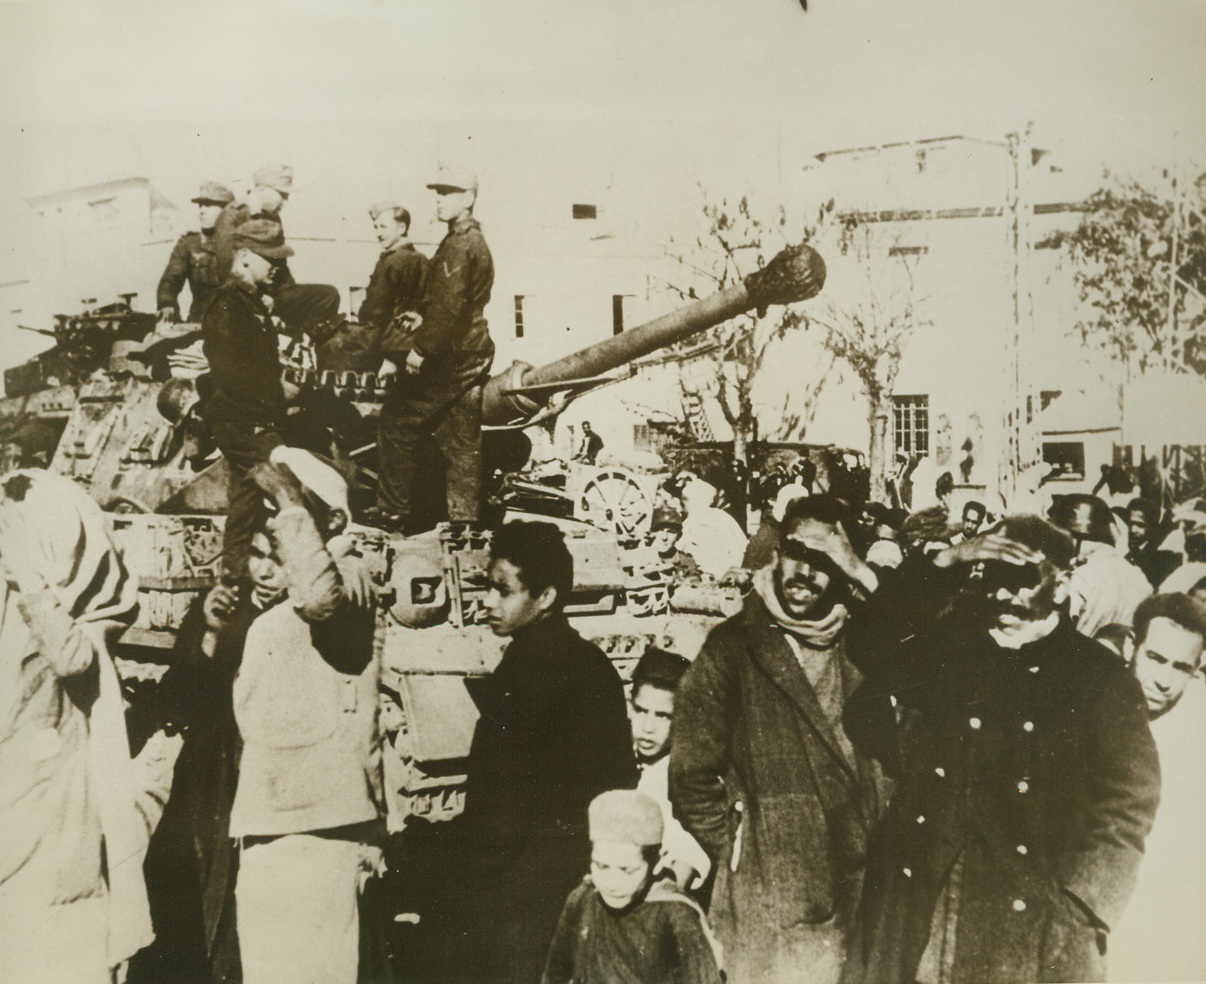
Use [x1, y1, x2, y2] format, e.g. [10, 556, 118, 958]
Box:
[675, 476, 748, 580]
[640, 507, 699, 579]
[1125, 497, 1182, 588]
[157, 180, 234, 323]
[934, 470, 955, 511]
[573, 421, 604, 465]
[543, 790, 723, 984]
[1048, 493, 1151, 637]
[948, 500, 986, 545]
[1109, 594, 1206, 982]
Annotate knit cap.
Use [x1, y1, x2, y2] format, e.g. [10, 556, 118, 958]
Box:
[589, 789, 664, 847]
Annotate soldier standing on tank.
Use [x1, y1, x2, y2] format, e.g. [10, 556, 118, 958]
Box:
[360, 201, 428, 337]
[212, 164, 340, 336]
[157, 180, 234, 323]
[201, 219, 294, 585]
[369, 163, 494, 532]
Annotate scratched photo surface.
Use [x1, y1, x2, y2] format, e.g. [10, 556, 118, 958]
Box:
[2, 2, 1204, 983]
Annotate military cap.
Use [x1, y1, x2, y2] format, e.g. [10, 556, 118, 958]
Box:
[426, 162, 478, 193]
[589, 789, 663, 847]
[232, 219, 293, 259]
[253, 164, 294, 196]
[191, 180, 234, 206]
[368, 200, 402, 220]
[650, 506, 684, 531]
[632, 646, 691, 694]
[1048, 493, 1114, 545]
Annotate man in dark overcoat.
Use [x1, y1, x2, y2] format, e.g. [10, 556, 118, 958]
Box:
[840, 515, 1160, 984]
[670, 494, 887, 984]
[457, 521, 637, 984]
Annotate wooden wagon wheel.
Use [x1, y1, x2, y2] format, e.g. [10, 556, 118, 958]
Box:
[576, 467, 653, 538]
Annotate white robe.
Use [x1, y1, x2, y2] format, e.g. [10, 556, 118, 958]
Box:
[1108, 678, 1206, 982]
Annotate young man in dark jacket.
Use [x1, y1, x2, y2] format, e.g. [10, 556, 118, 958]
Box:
[840, 516, 1160, 984]
[458, 521, 637, 984]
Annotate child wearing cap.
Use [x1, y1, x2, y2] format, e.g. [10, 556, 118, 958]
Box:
[630, 646, 711, 893]
[543, 789, 723, 984]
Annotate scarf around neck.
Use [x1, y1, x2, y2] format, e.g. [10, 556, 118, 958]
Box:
[753, 565, 849, 649]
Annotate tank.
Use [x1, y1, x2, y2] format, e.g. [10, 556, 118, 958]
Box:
[0, 242, 827, 828]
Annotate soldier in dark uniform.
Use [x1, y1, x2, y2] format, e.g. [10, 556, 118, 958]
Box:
[211, 164, 340, 335]
[157, 180, 234, 323]
[360, 200, 428, 333]
[201, 219, 293, 584]
[371, 163, 494, 531]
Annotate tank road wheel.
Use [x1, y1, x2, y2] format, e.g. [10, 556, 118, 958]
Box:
[576, 467, 652, 538]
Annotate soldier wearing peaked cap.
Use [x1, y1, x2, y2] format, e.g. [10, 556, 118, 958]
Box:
[372, 163, 494, 530]
[201, 218, 295, 585]
[156, 180, 234, 323]
[211, 164, 340, 335]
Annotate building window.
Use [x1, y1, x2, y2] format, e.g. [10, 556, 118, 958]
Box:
[893, 395, 930, 456]
[572, 204, 597, 220]
[89, 197, 119, 228]
[612, 295, 626, 335]
[889, 245, 929, 257]
[1043, 442, 1086, 481]
[514, 295, 525, 338]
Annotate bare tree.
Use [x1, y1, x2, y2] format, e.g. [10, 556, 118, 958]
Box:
[661, 188, 819, 467]
[803, 205, 929, 501]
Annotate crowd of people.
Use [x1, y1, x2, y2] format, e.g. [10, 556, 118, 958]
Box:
[1, 159, 1205, 984]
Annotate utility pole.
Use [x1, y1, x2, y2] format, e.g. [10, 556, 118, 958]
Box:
[1001, 126, 1041, 510]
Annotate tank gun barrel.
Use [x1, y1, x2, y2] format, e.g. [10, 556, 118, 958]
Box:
[483, 242, 826, 426]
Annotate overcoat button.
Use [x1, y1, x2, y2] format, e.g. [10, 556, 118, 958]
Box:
[969, 717, 982, 729]
[1016, 845, 1028, 855]
[1023, 721, 1034, 732]
[903, 867, 913, 878]
[1012, 899, 1027, 912]
[1017, 780, 1030, 794]
[934, 767, 945, 777]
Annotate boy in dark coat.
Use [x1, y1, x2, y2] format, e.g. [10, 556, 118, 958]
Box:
[543, 789, 722, 984]
[459, 521, 638, 984]
[840, 516, 1160, 984]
